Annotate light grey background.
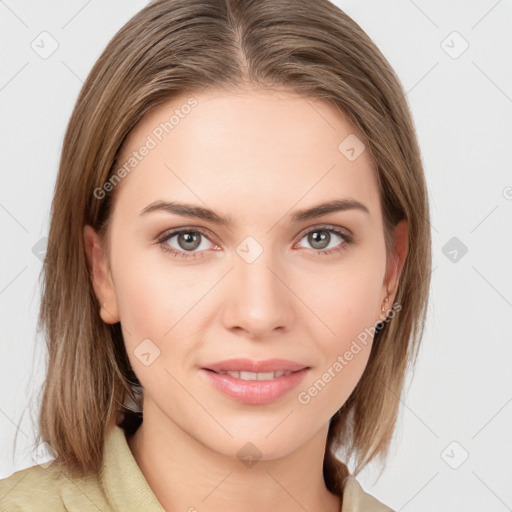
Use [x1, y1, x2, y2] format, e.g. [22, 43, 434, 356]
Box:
[1, 1, 511, 510]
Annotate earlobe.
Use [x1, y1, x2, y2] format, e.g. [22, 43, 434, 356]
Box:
[83, 224, 120, 324]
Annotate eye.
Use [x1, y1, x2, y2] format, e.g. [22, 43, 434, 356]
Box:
[157, 228, 218, 259]
[295, 226, 353, 256]
[156, 225, 353, 259]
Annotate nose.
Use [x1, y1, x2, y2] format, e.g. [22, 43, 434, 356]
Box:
[221, 244, 294, 339]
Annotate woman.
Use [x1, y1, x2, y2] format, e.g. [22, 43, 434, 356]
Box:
[0, 0, 431, 510]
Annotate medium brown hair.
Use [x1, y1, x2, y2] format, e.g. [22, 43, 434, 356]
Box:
[29, 0, 431, 497]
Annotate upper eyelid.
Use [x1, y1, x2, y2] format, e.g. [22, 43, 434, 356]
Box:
[160, 226, 217, 244]
[296, 223, 352, 238]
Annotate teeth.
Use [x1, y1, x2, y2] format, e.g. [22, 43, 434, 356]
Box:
[217, 370, 293, 380]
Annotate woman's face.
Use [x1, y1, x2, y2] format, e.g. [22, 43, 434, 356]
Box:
[85, 86, 406, 460]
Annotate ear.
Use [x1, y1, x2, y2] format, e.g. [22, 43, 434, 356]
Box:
[381, 219, 408, 315]
[83, 224, 120, 324]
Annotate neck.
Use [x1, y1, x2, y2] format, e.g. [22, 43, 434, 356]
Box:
[126, 403, 342, 512]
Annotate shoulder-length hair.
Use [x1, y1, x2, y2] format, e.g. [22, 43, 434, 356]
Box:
[33, 0, 431, 495]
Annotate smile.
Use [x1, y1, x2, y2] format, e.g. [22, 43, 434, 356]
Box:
[200, 359, 310, 405]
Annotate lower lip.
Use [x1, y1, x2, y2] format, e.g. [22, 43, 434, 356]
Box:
[200, 368, 309, 405]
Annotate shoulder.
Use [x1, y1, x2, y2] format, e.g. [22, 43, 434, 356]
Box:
[0, 463, 65, 511]
[342, 475, 395, 512]
[0, 462, 109, 512]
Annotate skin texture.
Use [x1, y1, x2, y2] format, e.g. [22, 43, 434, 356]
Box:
[84, 86, 408, 512]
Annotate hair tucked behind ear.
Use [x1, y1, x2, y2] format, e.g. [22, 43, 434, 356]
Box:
[30, 0, 430, 493]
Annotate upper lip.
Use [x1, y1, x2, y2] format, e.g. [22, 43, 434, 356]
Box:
[203, 358, 309, 373]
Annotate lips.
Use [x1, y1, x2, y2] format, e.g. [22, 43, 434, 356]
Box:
[200, 358, 310, 405]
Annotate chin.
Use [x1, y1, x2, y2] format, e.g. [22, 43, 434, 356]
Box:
[209, 418, 316, 461]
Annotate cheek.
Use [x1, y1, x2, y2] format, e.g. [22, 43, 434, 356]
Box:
[114, 262, 181, 402]
[301, 253, 384, 350]
[330, 276, 380, 346]
[294, 253, 384, 411]
[110, 240, 173, 353]
[112, 239, 189, 335]
[296, 276, 378, 420]
[111, 244, 209, 382]
[296, 342, 372, 427]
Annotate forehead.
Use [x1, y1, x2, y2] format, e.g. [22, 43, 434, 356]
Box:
[113, 87, 380, 224]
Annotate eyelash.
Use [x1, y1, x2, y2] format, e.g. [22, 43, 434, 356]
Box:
[156, 225, 354, 260]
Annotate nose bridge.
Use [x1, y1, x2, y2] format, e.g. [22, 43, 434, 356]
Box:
[225, 234, 292, 333]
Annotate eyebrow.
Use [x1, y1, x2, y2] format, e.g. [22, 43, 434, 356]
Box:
[139, 198, 370, 226]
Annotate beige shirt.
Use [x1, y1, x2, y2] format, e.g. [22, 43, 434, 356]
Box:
[0, 425, 394, 511]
